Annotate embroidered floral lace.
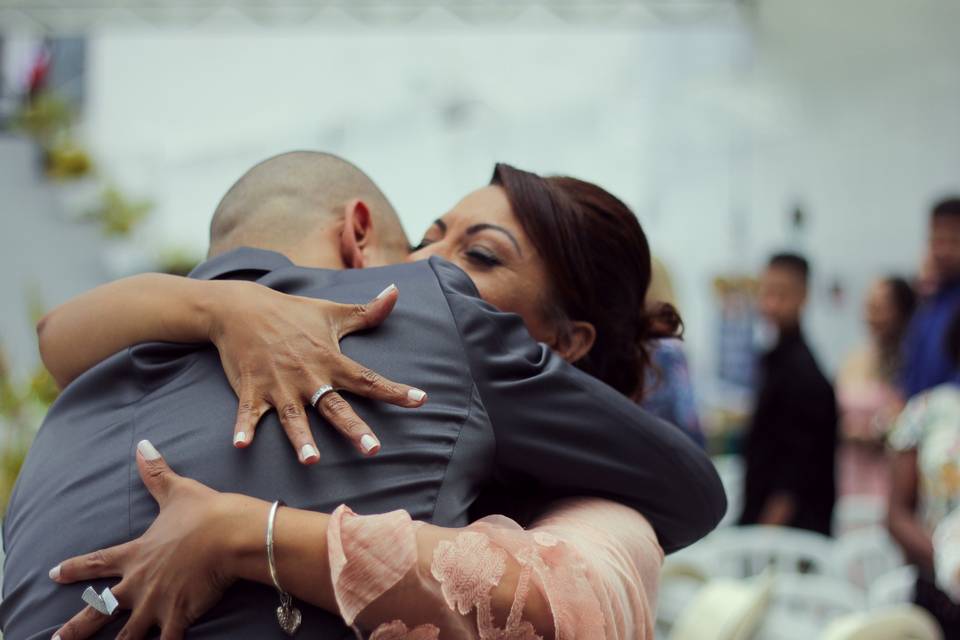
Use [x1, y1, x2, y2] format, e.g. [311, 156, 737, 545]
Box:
[327, 498, 663, 639]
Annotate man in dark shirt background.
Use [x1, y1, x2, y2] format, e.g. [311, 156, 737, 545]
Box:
[740, 252, 838, 535]
[901, 197, 960, 400]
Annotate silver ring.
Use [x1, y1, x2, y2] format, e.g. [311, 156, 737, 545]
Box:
[310, 384, 335, 408]
[82, 585, 120, 615]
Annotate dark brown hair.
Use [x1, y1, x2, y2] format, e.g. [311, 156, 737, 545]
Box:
[490, 163, 682, 398]
[932, 197, 960, 221]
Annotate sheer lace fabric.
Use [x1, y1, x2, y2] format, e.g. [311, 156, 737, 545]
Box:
[327, 498, 662, 639]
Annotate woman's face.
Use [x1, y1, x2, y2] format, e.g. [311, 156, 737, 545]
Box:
[407, 186, 557, 343]
[864, 279, 898, 343]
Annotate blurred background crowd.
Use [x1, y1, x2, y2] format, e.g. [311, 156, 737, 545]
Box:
[2, 0, 960, 638]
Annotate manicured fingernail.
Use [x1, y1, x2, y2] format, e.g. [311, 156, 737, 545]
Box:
[374, 283, 397, 300]
[407, 388, 426, 403]
[300, 444, 319, 463]
[48, 564, 60, 581]
[234, 432, 246, 446]
[52, 635, 61, 640]
[360, 434, 380, 454]
[137, 439, 161, 461]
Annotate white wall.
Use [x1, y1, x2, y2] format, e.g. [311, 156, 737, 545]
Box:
[5, 0, 960, 397]
[744, 0, 960, 376]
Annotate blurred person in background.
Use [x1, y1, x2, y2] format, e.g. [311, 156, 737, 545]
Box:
[901, 197, 960, 400]
[739, 253, 838, 535]
[638, 257, 705, 447]
[837, 277, 917, 498]
[917, 252, 941, 301]
[888, 308, 960, 638]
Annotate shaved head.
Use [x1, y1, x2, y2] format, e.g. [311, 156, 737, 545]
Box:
[209, 151, 408, 263]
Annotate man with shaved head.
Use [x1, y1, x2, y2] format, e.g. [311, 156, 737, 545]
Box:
[2, 152, 723, 638]
[208, 152, 409, 268]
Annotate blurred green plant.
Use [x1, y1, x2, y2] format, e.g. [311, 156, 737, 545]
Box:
[13, 91, 74, 146]
[85, 186, 153, 237]
[45, 139, 94, 180]
[0, 348, 58, 515]
[0, 291, 60, 513]
[14, 90, 95, 181]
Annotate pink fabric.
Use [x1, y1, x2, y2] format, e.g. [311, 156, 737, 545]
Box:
[328, 505, 421, 625]
[326, 498, 663, 639]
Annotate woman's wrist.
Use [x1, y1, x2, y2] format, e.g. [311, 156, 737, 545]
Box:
[215, 493, 274, 586]
[194, 280, 245, 344]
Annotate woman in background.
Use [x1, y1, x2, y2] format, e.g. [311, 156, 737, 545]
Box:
[836, 276, 916, 497]
[639, 257, 705, 447]
[888, 307, 960, 637]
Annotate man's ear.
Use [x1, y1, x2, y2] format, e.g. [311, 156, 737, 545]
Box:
[339, 199, 373, 269]
[553, 320, 597, 364]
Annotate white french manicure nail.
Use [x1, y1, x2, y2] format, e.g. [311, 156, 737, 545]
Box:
[137, 439, 161, 461]
[300, 444, 319, 462]
[407, 388, 426, 403]
[360, 434, 380, 454]
[374, 283, 397, 300]
[48, 564, 60, 581]
[52, 635, 61, 640]
[234, 432, 246, 446]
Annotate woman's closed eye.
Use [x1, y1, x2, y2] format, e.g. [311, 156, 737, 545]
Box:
[464, 246, 503, 268]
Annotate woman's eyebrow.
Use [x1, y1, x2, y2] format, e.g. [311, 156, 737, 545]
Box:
[466, 223, 523, 256]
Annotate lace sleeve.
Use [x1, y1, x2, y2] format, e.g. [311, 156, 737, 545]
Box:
[326, 498, 662, 640]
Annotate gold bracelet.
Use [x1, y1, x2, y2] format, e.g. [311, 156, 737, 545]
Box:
[267, 500, 302, 635]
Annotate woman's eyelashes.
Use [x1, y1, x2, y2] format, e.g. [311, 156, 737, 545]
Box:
[464, 246, 502, 268]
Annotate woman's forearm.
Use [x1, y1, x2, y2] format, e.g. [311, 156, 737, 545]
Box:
[37, 274, 240, 388]
[227, 503, 339, 614]
[225, 502, 554, 638]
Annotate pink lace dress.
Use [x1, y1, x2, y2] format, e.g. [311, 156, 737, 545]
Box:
[327, 497, 663, 639]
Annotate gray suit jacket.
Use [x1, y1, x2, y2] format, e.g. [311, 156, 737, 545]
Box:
[1, 248, 724, 639]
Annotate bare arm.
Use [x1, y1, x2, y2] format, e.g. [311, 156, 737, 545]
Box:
[52, 443, 559, 639]
[887, 449, 934, 571]
[37, 273, 426, 462]
[37, 274, 224, 389]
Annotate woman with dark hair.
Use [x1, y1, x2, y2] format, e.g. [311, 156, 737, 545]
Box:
[836, 276, 917, 498]
[888, 307, 960, 637]
[42, 164, 677, 639]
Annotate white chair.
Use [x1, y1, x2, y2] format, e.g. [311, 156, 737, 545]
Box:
[868, 565, 918, 609]
[755, 574, 867, 640]
[657, 557, 712, 634]
[832, 526, 905, 590]
[668, 570, 774, 640]
[820, 604, 942, 640]
[833, 495, 887, 535]
[701, 526, 835, 578]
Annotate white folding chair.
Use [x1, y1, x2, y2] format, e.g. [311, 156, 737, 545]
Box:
[832, 526, 905, 590]
[820, 604, 942, 640]
[702, 526, 835, 578]
[755, 574, 867, 640]
[868, 565, 918, 609]
[668, 570, 774, 640]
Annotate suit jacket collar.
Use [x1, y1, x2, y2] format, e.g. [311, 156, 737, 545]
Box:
[188, 247, 294, 281]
